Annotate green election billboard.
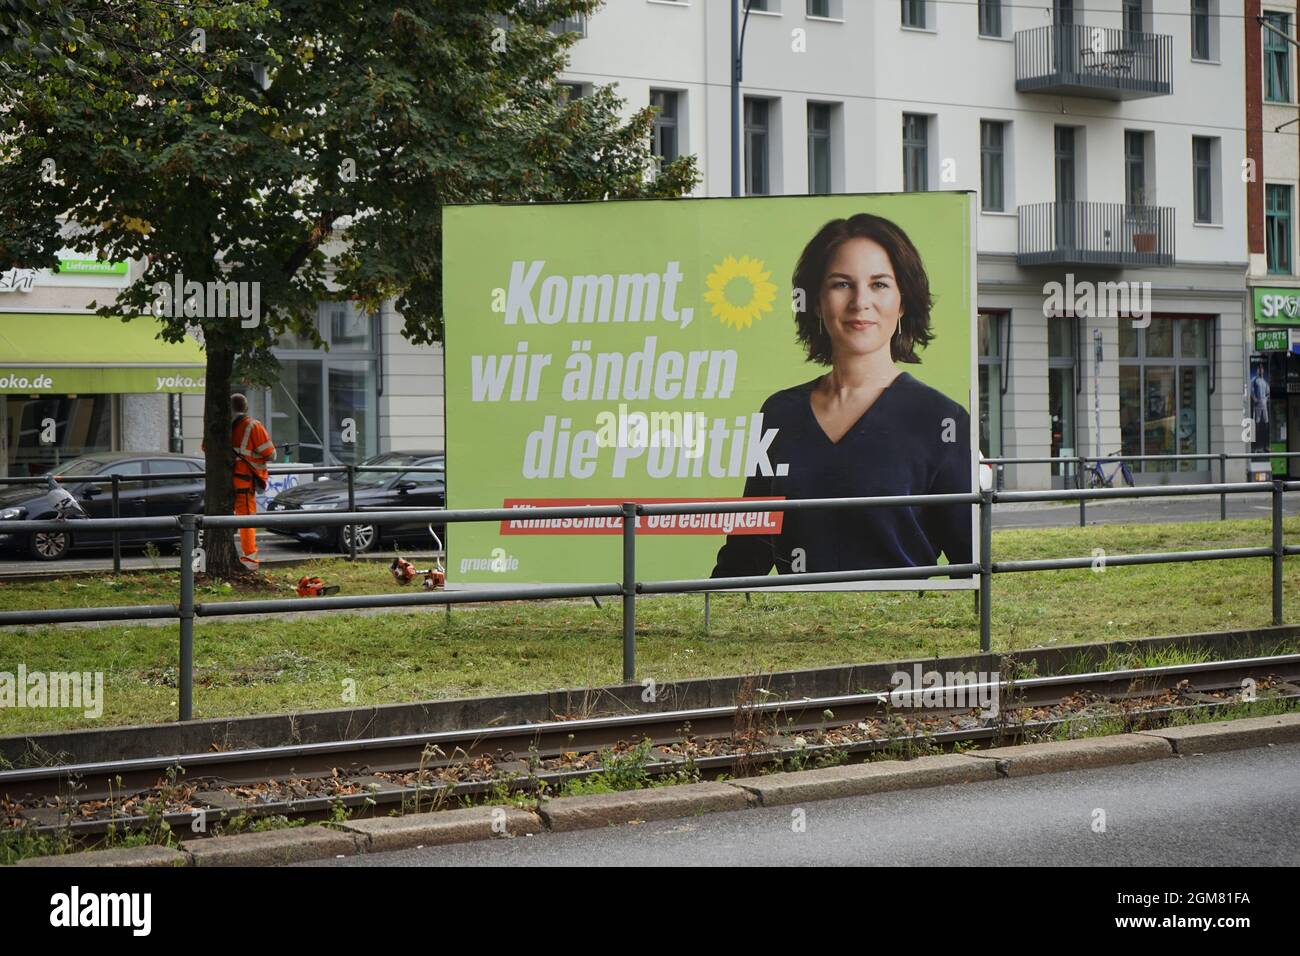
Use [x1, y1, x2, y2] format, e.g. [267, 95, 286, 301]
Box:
[444, 192, 978, 590]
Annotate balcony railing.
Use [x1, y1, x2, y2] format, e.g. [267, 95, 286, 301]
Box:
[1015, 23, 1172, 99]
[1018, 201, 1175, 268]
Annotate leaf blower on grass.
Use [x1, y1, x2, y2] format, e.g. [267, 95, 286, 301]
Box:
[389, 525, 445, 590]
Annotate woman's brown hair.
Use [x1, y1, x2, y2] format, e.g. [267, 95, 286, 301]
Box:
[792, 213, 934, 365]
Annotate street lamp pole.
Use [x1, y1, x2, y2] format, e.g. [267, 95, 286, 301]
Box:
[730, 1, 753, 198]
[731, 1, 740, 197]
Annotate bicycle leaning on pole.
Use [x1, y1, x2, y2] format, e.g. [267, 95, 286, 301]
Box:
[1079, 451, 1135, 489]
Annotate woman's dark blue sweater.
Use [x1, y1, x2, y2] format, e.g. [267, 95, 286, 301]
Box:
[710, 371, 973, 579]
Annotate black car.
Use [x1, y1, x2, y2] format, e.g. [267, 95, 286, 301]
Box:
[266, 450, 445, 552]
[0, 453, 206, 560]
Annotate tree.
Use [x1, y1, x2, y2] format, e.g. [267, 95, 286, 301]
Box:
[0, 0, 697, 577]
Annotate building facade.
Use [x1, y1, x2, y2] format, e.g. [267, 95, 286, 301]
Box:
[560, 0, 1250, 488]
[1247, 0, 1300, 478]
[0, 255, 444, 477]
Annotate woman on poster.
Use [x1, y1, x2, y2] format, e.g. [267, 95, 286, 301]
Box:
[710, 213, 973, 580]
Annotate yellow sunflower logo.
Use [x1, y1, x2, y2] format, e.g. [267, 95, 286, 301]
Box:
[703, 255, 777, 330]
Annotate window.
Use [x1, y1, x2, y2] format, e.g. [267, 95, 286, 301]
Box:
[1119, 317, 1212, 474]
[1122, 0, 1144, 37]
[977, 311, 1006, 458]
[266, 303, 380, 466]
[807, 0, 831, 16]
[327, 303, 373, 349]
[977, 0, 998, 36]
[902, 113, 928, 192]
[744, 98, 770, 196]
[1048, 315, 1077, 480]
[1125, 130, 1149, 207]
[3, 395, 113, 476]
[1192, 136, 1216, 224]
[748, 0, 773, 10]
[96, 459, 146, 479]
[980, 120, 1005, 212]
[901, 0, 926, 29]
[650, 90, 679, 165]
[399, 465, 445, 487]
[1265, 13, 1291, 103]
[148, 459, 202, 488]
[978, 0, 1002, 37]
[1191, 0, 1211, 60]
[807, 103, 833, 195]
[548, 14, 587, 37]
[558, 82, 586, 103]
[1055, 125, 1076, 203]
[1267, 184, 1293, 275]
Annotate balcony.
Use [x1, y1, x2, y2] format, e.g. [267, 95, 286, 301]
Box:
[1015, 24, 1172, 100]
[1018, 201, 1175, 268]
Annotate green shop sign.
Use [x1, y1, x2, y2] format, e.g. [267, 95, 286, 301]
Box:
[55, 258, 128, 276]
[1255, 329, 1289, 351]
[1253, 286, 1300, 325]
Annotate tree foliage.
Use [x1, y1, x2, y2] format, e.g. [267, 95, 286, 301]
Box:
[0, 0, 697, 574]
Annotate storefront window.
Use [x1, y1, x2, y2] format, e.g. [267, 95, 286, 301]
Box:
[274, 359, 327, 463]
[327, 359, 378, 465]
[325, 304, 373, 350]
[2, 395, 113, 475]
[978, 311, 1005, 458]
[259, 303, 380, 466]
[1048, 315, 1076, 479]
[1118, 316, 1213, 474]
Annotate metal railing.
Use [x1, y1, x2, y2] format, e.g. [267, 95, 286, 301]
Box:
[0, 463, 446, 570]
[986, 451, 1299, 526]
[1015, 23, 1173, 99]
[1017, 200, 1175, 268]
[1, 451, 1285, 566]
[0, 480, 1294, 722]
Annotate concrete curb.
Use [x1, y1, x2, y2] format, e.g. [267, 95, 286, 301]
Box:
[337, 806, 542, 852]
[1137, 712, 1300, 754]
[182, 824, 364, 867]
[727, 753, 998, 806]
[14, 844, 188, 867]
[537, 781, 752, 832]
[964, 733, 1173, 776]
[8, 712, 1298, 866]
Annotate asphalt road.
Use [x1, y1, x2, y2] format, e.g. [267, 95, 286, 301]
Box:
[304, 742, 1300, 867]
[1, 494, 1297, 576]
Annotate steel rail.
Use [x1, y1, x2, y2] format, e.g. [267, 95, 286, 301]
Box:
[4, 654, 1297, 805]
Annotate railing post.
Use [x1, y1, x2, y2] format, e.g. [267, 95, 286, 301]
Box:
[621, 501, 637, 683]
[1078, 457, 1086, 527]
[979, 489, 993, 653]
[111, 474, 121, 573]
[1273, 479, 1284, 627]
[346, 464, 357, 560]
[178, 514, 196, 722]
[1219, 453, 1227, 521]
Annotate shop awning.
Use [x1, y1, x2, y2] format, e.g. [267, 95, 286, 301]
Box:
[0, 314, 206, 394]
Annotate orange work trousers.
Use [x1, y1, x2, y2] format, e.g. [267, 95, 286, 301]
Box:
[234, 486, 259, 563]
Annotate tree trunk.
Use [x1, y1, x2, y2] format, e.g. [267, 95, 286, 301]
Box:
[202, 345, 242, 578]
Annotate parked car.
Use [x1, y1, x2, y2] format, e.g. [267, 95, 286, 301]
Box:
[0, 452, 205, 560]
[266, 450, 445, 552]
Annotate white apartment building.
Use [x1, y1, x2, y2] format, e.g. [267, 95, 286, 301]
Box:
[560, 0, 1250, 488]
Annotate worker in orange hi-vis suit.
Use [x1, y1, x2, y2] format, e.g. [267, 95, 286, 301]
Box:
[205, 394, 277, 568]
